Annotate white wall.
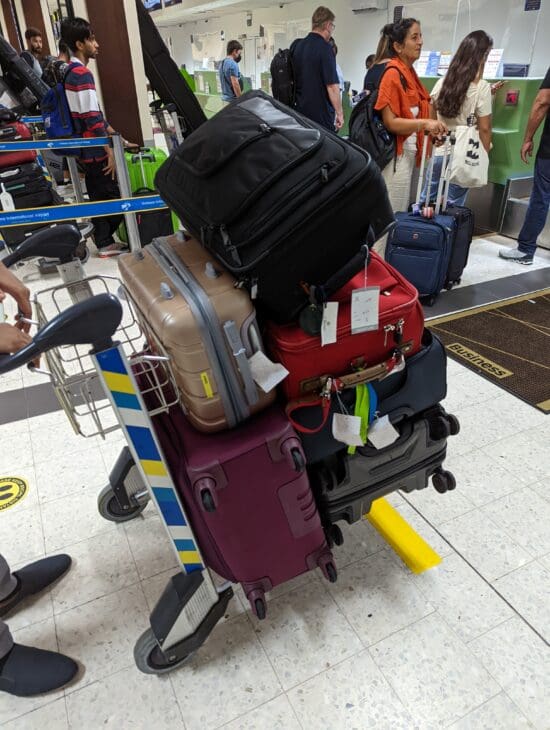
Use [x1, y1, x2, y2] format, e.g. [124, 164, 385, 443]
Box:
[158, 0, 548, 92]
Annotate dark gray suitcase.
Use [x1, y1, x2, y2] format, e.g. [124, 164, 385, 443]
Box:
[309, 405, 457, 527]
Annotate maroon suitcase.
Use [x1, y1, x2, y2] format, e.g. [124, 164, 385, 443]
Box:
[0, 122, 37, 168]
[153, 403, 337, 619]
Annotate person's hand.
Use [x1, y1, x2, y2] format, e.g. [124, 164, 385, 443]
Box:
[424, 119, 448, 137]
[0, 322, 31, 354]
[521, 140, 534, 164]
[0, 264, 31, 332]
[103, 149, 117, 180]
[491, 81, 505, 95]
[123, 140, 140, 150]
[335, 112, 344, 130]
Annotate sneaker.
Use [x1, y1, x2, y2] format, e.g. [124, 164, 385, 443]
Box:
[97, 242, 129, 258]
[498, 248, 534, 265]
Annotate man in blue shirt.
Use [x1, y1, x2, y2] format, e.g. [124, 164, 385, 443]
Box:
[292, 6, 343, 132]
[219, 40, 243, 103]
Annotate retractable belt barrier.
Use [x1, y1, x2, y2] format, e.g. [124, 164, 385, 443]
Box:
[0, 134, 163, 251]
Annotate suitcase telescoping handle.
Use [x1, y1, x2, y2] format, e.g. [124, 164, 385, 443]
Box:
[223, 320, 259, 407]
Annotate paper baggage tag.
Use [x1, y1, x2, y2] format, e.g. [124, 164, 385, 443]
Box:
[351, 287, 380, 334]
[368, 415, 400, 449]
[0, 184, 15, 212]
[332, 413, 364, 447]
[248, 351, 289, 393]
[321, 302, 338, 346]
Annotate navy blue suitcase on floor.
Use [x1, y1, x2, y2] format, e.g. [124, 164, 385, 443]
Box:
[385, 135, 457, 304]
[385, 212, 455, 303]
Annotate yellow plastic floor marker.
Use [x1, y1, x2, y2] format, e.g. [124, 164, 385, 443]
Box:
[366, 498, 441, 574]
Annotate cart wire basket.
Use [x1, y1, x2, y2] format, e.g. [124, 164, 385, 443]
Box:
[31, 274, 179, 438]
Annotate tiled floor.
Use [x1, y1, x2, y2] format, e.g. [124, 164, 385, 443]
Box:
[0, 239, 549, 728]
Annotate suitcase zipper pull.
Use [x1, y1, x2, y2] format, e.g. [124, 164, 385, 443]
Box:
[394, 319, 404, 347]
[250, 277, 258, 300]
[259, 123, 272, 134]
[383, 324, 395, 347]
[220, 224, 242, 266]
[320, 164, 329, 183]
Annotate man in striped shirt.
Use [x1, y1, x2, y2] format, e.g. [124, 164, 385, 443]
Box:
[61, 18, 132, 257]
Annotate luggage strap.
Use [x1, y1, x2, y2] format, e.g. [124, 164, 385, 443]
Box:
[286, 344, 411, 435]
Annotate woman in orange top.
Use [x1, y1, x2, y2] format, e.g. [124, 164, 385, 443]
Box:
[373, 18, 447, 255]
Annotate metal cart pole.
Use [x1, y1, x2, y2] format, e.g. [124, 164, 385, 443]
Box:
[111, 134, 142, 252]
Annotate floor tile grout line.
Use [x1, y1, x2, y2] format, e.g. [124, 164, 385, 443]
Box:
[0, 694, 67, 728]
[367, 607, 502, 727]
[401, 494, 550, 647]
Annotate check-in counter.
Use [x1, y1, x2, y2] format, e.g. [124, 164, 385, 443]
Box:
[193, 70, 253, 119]
[421, 76, 545, 240]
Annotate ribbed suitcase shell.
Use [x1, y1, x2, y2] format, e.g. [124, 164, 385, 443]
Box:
[152, 403, 336, 617]
[118, 234, 275, 432]
[266, 251, 424, 400]
[310, 408, 449, 525]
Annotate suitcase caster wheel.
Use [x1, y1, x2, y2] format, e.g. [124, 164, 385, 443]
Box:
[134, 628, 195, 675]
[433, 469, 456, 494]
[447, 414, 460, 436]
[426, 296, 436, 307]
[291, 448, 306, 472]
[254, 598, 267, 620]
[329, 524, 344, 547]
[201, 490, 216, 513]
[326, 562, 338, 583]
[97, 485, 146, 523]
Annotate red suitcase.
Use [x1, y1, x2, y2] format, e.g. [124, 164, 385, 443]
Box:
[0, 122, 37, 168]
[152, 403, 337, 619]
[266, 251, 424, 400]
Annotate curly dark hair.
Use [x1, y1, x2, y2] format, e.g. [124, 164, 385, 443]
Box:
[380, 18, 419, 58]
[436, 30, 493, 118]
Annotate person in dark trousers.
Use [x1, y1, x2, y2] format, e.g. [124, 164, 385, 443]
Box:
[292, 6, 343, 132]
[61, 17, 135, 257]
[499, 66, 550, 264]
[21, 27, 43, 78]
[0, 265, 78, 697]
[0, 554, 78, 697]
[219, 40, 243, 103]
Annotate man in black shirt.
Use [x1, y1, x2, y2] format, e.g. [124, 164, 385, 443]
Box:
[292, 6, 343, 131]
[500, 68, 550, 264]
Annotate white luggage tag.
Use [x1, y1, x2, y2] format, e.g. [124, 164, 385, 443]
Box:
[321, 301, 339, 346]
[351, 254, 379, 335]
[332, 413, 364, 447]
[368, 415, 400, 449]
[331, 390, 365, 447]
[248, 350, 289, 393]
[0, 184, 15, 212]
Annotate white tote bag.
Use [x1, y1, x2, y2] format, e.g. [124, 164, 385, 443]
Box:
[448, 87, 489, 188]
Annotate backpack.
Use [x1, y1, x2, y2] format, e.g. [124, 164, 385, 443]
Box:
[270, 39, 300, 107]
[349, 65, 407, 171]
[40, 62, 78, 141]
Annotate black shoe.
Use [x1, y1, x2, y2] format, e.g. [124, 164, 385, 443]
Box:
[0, 643, 78, 696]
[0, 555, 72, 619]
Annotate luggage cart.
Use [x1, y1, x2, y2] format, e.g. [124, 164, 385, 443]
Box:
[0, 275, 233, 675]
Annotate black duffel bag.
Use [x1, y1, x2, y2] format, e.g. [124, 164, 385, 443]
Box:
[155, 90, 394, 323]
